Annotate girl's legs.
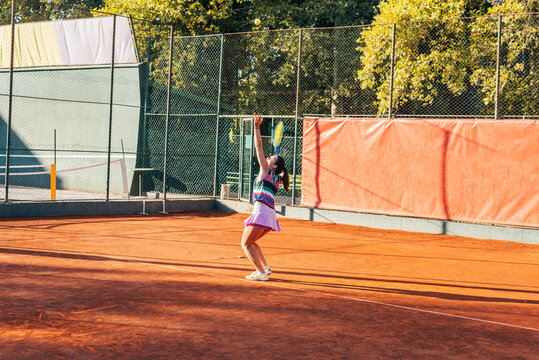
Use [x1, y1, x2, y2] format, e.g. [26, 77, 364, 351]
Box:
[252, 228, 271, 268]
[241, 225, 268, 273]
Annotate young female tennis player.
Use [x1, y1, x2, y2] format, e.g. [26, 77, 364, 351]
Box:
[241, 114, 290, 281]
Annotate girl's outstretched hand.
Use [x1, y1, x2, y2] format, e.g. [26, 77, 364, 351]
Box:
[254, 114, 263, 127]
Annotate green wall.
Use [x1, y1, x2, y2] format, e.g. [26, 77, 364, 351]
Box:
[0, 64, 142, 196]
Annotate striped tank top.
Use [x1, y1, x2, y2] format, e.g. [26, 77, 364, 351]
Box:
[252, 170, 280, 209]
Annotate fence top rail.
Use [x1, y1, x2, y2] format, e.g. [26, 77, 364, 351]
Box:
[303, 114, 539, 120]
[219, 115, 298, 119]
[154, 11, 539, 39]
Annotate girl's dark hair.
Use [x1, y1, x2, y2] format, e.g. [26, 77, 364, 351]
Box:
[274, 156, 289, 192]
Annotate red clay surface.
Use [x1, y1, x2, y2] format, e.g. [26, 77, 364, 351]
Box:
[0, 211, 538, 359]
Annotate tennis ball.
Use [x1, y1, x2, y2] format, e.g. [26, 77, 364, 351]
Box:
[254, 18, 261, 26]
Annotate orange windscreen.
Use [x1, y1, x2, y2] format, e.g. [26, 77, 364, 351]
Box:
[301, 118, 538, 227]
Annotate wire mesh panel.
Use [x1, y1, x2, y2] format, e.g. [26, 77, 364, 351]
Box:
[467, 16, 500, 118]
[140, 33, 223, 197]
[291, 117, 303, 206]
[131, 21, 174, 198]
[136, 31, 171, 197]
[216, 116, 241, 200]
[497, 13, 539, 118]
[221, 30, 300, 116]
[356, 15, 539, 119]
[170, 35, 223, 112]
[166, 35, 222, 196]
[240, 117, 253, 200]
[301, 26, 377, 117]
[272, 116, 300, 206]
[166, 114, 219, 196]
[0, 11, 140, 201]
[393, 18, 491, 117]
[355, 23, 395, 117]
[226, 115, 302, 206]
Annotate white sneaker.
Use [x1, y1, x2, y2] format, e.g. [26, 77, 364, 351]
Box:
[245, 271, 269, 281]
[249, 266, 272, 276]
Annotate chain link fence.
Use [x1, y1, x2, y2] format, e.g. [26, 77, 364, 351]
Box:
[1, 8, 537, 204]
[0, 8, 137, 201]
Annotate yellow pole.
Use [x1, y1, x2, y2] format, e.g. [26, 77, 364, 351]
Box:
[50, 164, 56, 200]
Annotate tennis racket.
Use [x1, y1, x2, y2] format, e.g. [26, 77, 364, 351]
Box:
[272, 121, 285, 156]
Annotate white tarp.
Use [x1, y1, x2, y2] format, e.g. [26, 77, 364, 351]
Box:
[0, 16, 138, 68]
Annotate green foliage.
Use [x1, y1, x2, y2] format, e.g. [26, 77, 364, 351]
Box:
[95, 0, 382, 124]
[219, 26, 375, 117]
[0, 0, 104, 24]
[247, 0, 378, 30]
[100, 0, 236, 100]
[217, 0, 383, 116]
[215, 0, 380, 34]
[357, 0, 489, 115]
[471, 0, 539, 115]
[221, 30, 299, 115]
[101, 0, 235, 37]
[357, 0, 538, 116]
[299, 27, 377, 115]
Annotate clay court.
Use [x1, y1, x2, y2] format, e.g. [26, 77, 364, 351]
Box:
[0, 210, 537, 359]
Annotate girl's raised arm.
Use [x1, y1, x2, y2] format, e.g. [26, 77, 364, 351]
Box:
[253, 114, 268, 180]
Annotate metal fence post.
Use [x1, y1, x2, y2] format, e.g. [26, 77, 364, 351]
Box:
[4, 0, 16, 202]
[238, 118, 244, 199]
[249, 119, 254, 201]
[106, 15, 117, 201]
[213, 34, 225, 197]
[494, 15, 502, 120]
[388, 23, 396, 119]
[163, 25, 174, 200]
[291, 29, 303, 206]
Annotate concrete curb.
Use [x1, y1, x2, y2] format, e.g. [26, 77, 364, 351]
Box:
[0, 199, 215, 218]
[214, 200, 538, 245]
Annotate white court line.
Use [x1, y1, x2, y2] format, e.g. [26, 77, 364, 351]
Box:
[121, 258, 539, 333]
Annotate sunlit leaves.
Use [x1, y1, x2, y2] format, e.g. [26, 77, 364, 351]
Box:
[0, 0, 105, 24]
[356, 0, 538, 116]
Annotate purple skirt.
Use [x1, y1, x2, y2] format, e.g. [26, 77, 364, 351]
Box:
[244, 201, 282, 232]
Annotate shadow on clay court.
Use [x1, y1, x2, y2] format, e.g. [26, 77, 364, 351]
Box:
[1, 247, 537, 306]
[270, 278, 539, 304]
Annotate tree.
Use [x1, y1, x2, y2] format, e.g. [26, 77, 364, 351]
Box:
[100, 0, 237, 99]
[470, 0, 539, 116]
[247, 0, 378, 30]
[98, 0, 381, 117]
[356, 0, 538, 117]
[96, 0, 384, 121]
[0, 0, 105, 24]
[101, 0, 235, 38]
[357, 0, 495, 116]
[218, 0, 381, 117]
